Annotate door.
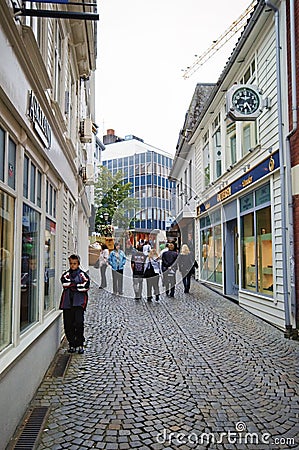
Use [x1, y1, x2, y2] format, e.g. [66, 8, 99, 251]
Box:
[224, 219, 239, 296]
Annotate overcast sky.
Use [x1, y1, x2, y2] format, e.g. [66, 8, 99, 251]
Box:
[95, 0, 254, 154]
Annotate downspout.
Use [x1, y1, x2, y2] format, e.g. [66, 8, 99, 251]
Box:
[265, 0, 292, 335]
[285, 0, 298, 337]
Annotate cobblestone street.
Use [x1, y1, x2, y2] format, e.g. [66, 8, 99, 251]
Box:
[26, 265, 298, 449]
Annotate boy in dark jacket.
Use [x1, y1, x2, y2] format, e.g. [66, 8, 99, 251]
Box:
[60, 254, 90, 354]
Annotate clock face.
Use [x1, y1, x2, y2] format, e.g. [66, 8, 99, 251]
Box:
[232, 87, 260, 115]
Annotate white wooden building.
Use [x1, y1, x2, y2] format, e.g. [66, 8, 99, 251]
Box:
[173, 0, 297, 334]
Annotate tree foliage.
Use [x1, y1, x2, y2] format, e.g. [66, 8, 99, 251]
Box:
[94, 166, 139, 232]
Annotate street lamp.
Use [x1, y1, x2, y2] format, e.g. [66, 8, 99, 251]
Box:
[103, 212, 109, 223]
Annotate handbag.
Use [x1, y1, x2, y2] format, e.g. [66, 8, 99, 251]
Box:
[94, 258, 100, 269]
[168, 268, 176, 277]
[144, 261, 155, 278]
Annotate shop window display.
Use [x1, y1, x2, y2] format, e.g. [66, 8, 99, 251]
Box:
[21, 203, 40, 331]
[241, 183, 272, 296]
[0, 191, 14, 351]
[44, 218, 56, 312]
[200, 219, 222, 284]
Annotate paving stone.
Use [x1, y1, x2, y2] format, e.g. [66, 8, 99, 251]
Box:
[11, 277, 297, 450]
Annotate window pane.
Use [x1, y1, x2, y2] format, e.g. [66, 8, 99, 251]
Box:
[44, 219, 56, 312]
[255, 183, 270, 206]
[240, 193, 254, 212]
[206, 228, 214, 281]
[0, 191, 14, 351]
[241, 212, 255, 291]
[21, 204, 40, 331]
[37, 171, 42, 207]
[0, 127, 4, 181]
[23, 156, 29, 198]
[257, 207, 273, 295]
[30, 163, 36, 203]
[230, 135, 236, 164]
[8, 138, 16, 189]
[243, 124, 251, 153]
[214, 224, 222, 284]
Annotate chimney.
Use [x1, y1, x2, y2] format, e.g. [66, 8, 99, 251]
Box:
[103, 129, 117, 145]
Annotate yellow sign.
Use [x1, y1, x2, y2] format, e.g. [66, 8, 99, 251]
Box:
[217, 187, 232, 202]
[242, 175, 253, 188]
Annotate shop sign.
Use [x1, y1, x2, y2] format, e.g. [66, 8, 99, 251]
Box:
[199, 151, 279, 213]
[28, 91, 51, 149]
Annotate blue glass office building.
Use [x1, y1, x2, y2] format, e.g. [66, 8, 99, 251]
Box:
[102, 132, 175, 236]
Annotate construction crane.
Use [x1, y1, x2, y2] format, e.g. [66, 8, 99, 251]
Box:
[182, 0, 257, 79]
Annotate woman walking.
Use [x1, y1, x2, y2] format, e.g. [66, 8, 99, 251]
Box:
[108, 242, 126, 295]
[98, 243, 109, 289]
[144, 248, 161, 302]
[177, 244, 195, 294]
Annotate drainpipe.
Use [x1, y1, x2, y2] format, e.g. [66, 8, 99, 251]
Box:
[285, 0, 298, 337]
[265, 0, 292, 336]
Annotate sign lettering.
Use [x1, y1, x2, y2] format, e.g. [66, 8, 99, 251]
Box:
[28, 91, 51, 148]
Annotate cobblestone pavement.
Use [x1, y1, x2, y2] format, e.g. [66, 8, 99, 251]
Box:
[29, 264, 298, 449]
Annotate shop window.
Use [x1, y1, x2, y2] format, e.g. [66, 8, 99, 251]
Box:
[241, 212, 255, 291]
[200, 213, 222, 284]
[21, 203, 40, 331]
[0, 191, 14, 351]
[8, 138, 16, 189]
[44, 219, 56, 312]
[240, 183, 273, 296]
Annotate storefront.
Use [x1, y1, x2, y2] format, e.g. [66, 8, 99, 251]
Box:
[197, 151, 285, 327]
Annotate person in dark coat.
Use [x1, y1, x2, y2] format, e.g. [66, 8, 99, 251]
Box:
[131, 245, 146, 300]
[177, 244, 195, 294]
[60, 254, 90, 354]
[161, 242, 178, 297]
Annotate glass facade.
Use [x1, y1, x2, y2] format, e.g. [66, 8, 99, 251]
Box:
[102, 150, 174, 231]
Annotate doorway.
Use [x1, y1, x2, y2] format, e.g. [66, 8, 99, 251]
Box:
[224, 219, 239, 297]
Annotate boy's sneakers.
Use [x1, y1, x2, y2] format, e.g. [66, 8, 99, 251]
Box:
[67, 346, 76, 353]
[78, 346, 84, 354]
